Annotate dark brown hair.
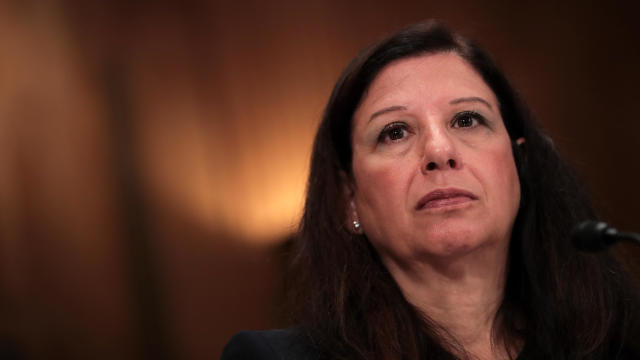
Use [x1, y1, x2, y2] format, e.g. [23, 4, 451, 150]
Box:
[287, 20, 639, 360]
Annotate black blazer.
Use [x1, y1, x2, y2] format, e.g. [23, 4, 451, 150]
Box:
[221, 329, 316, 360]
[221, 329, 639, 359]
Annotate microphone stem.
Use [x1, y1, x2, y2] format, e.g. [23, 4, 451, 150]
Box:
[618, 231, 640, 247]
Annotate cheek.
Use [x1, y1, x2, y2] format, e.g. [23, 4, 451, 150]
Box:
[483, 142, 521, 214]
[352, 154, 415, 224]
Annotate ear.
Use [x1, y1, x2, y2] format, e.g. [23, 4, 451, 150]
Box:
[516, 137, 525, 145]
[339, 170, 363, 234]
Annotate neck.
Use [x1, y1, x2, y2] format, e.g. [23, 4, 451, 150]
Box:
[383, 241, 514, 359]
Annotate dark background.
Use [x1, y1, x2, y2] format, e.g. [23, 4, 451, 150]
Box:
[0, 1, 638, 359]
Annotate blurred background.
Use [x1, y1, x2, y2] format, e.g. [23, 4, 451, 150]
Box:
[0, 0, 639, 359]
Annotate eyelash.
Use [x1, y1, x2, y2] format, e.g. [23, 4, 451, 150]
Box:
[376, 111, 486, 144]
[377, 122, 408, 143]
[451, 111, 486, 128]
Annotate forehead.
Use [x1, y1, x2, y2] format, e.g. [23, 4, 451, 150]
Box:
[355, 52, 498, 116]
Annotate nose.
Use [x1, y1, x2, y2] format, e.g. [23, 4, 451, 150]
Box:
[421, 129, 459, 173]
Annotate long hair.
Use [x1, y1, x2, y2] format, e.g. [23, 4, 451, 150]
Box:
[287, 20, 639, 360]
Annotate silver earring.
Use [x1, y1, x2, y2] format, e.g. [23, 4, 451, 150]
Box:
[353, 220, 361, 232]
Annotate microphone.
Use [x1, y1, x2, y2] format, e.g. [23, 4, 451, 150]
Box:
[571, 221, 640, 252]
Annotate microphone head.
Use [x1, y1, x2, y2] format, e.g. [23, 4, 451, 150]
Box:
[571, 221, 617, 252]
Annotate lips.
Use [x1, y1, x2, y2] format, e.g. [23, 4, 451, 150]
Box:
[416, 188, 478, 210]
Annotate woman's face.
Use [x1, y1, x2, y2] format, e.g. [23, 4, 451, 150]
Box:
[350, 52, 521, 267]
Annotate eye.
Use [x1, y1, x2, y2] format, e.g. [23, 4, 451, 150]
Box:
[452, 111, 485, 128]
[378, 122, 408, 143]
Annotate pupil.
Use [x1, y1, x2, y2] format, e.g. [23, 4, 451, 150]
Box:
[459, 116, 472, 127]
[390, 128, 403, 140]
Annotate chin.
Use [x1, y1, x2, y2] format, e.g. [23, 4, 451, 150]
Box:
[413, 227, 491, 259]
[428, 239, 477, 258]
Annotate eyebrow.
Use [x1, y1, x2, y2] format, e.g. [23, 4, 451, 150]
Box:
[369, 105, 408, 122]
[449, 97, 492, 110]
[368, 97, 492, 122]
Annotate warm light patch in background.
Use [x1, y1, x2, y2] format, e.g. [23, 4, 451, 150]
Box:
[137, 102, 313, 243]
[122, 9, 338, 244]
[130, 55, 320, 243]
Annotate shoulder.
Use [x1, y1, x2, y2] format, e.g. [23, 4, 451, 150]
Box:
[220, 328, 318, 360]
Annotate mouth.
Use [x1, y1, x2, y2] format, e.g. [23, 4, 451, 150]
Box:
[416, 188, 478, 211]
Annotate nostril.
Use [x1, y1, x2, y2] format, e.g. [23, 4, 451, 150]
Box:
[426, 162, 437, 171]
[447, 159, 456, 168]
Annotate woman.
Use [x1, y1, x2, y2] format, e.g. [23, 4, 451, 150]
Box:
[221, 21, 639, 360]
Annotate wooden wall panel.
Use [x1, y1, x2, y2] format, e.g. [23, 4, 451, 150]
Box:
[0, 1, 638, 359]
